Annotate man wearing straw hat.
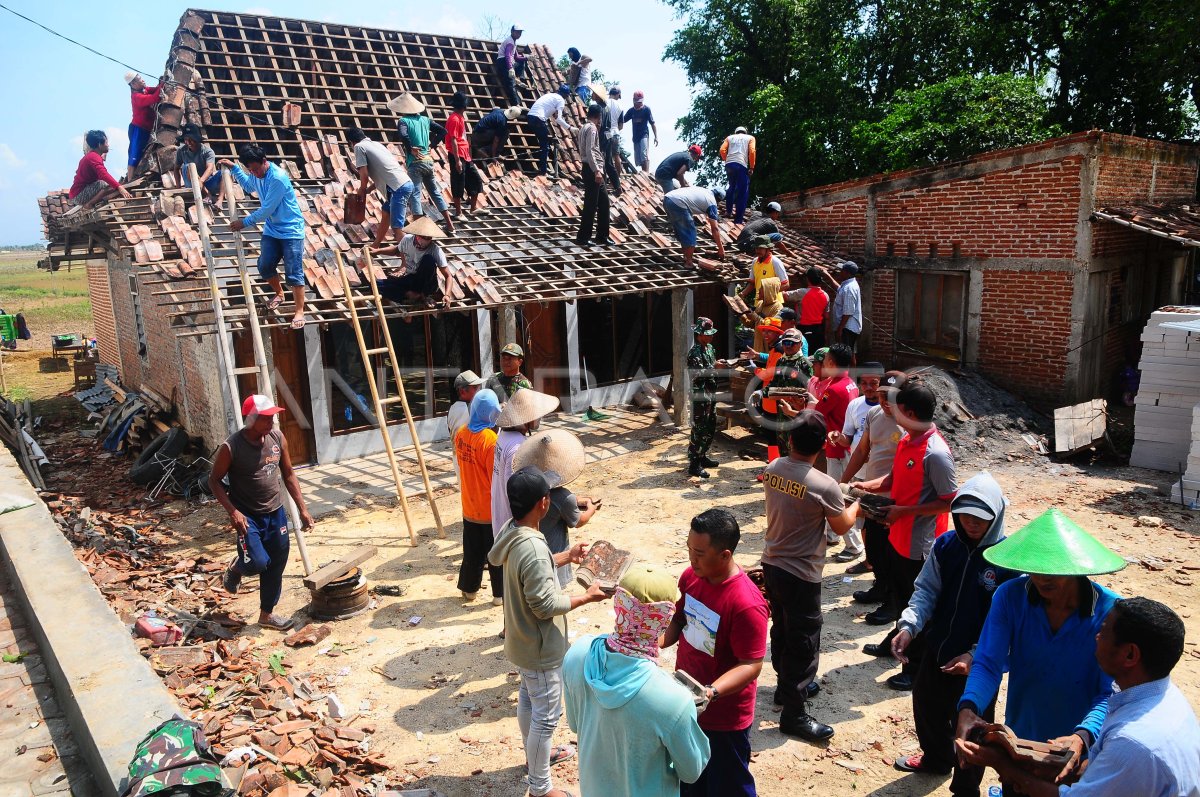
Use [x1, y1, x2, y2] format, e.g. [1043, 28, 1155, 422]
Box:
[473, 106, 527, 160]
[211, 395, 315, 631]
[491, 389, 560, 606]
[964, 596, 1200, 796]
[392, 92, 456, 235]
[514, 428, 601, 587]
[954, 508, 1124, 785]
[373, 216, 452, 307]
[563, 564, 711, 796]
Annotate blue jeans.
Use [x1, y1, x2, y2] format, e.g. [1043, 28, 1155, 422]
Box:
[633, 134, 650, 170]
[406, 161, 448, 217]
[257, 235, 305, 287]
[725, 161, 751, 223]
[527, 116, 552, 175]
[128, 123, 150, 168]
[233, 505, 289, 613]
[182, 169, 221, 196]
[517, 666, 564, 796]
[664, 196, 698, 248]
[655, 174, 676, 193]
[680, 727, 756, 796]
[575, 85, 591, 105]
[386, 182, 415, 229]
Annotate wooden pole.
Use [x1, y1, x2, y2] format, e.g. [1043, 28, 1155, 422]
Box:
[222, 168, 314, 575]
[333, 250, 419, 545]
[191, 164, 239, 431]
[671, 288, 692, 428]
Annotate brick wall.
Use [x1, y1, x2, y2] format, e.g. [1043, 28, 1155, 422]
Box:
[87, 262, 120, 370]
[864, 269, 895, 364]
[875, 157, 1083, 260]
[1093, 154, 1156, 206]
[1092, 222, 1149, 259]
[977, 269, 1074, 403]
[782, 197, 869, 258]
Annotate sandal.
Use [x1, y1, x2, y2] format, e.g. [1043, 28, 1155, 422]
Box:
[290, 315, 306, 330]
[524, 745, 577, 774]
[893, 754, 951, 774]
[266, 294, 285, 312]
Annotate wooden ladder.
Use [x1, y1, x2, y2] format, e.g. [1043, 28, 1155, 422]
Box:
[332, 248, 446, 545]
[189, 162, 314, 575]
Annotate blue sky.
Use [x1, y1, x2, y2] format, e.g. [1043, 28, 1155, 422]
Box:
[0, 1, 694, 244]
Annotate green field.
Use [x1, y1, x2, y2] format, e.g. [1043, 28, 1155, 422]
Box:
[0, 251, 92, 330]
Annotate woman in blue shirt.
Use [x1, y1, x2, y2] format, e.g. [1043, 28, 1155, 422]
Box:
[955, 508, 1127, 789]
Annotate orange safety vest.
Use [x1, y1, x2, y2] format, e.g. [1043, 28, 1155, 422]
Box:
[755, 348, 783, 414]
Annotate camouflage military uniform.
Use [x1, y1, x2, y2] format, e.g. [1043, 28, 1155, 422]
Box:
[486, 371, 533, 400]
[686, 341, 719, 465]
[124, 718, 228, 796]
[765, 351, 813, 454]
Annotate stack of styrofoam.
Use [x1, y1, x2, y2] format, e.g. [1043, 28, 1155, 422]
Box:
[1169, 402, 1200, 508]
[1129, 307, 1200, 483]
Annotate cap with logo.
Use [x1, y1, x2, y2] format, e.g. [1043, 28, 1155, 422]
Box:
[780, 328, 804, 345]
[500, 342, 524, 358]
[242, 394, 285, 417]
[756, 317, 783, 335]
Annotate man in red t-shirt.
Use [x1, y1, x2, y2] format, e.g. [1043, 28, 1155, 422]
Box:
[662, 508, 769, 797]
[445, 91, 485, 216]
[67, 130, 132, 210]
[784, 268, 829, 351]
[125, 72, 162, 180]
[810, 344, 862, 558]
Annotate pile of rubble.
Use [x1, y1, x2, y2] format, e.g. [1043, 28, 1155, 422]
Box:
[906, 366, 1050, 468]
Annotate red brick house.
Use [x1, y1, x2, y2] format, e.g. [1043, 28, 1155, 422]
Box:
[772, 131, 1200, 406]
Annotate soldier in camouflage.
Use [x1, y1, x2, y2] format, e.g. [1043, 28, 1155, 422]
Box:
[766, 328, 814, 455]
[486, 341, 534, 401]
[123, 718, 229, 796]
[686, 317, 730, 478]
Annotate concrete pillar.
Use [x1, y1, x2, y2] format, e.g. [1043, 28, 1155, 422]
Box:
[476, 308, 494, 377]
[501, 305, 519, 348]
[671, 288, 692, 428]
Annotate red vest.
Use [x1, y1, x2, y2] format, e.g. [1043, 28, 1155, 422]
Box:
[888, 428, 951, 557]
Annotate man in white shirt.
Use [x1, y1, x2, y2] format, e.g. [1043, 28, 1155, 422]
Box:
[527, 86, 574, 176]
[833, 261, 863, 351]
[662, 185, 726, 269]
[603, 86, 624, 196]
[374, 216, 452, 306]
[348, 127, 413, 246]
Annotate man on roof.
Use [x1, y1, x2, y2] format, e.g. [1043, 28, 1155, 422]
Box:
[738, 236, 790, 305]
[445, 91, 485, 218]
[720, 126, 756, 223]
[495, 24, 529, 106]
[347, 126, 413, 246]
[603, 86, 625, 196]
[219, 144, 308, 329]
[655, 145, 702, 194]
[67, 130, 131, 211]
[527, 86, 576, 176]
[622, 90, 657, 172]
[735, 202, 793, 256]
[473, 106, 527, 161]
[566, 48, 594, 105]
[176, 125, 223, 206]
[372, 216, 453, 308]
[393, 92, 455, 236]
[125, 71, 162, 181]
[663, 185, 726, 269]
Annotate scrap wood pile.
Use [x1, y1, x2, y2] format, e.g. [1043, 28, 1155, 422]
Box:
[0, 397, 47, 490]
[85, 375, 188, 457]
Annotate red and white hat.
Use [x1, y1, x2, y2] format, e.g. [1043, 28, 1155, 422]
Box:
[242, 394, 285, 417]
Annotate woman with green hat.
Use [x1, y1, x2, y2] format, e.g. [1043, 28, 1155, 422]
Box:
[954, 508, 1125, 784]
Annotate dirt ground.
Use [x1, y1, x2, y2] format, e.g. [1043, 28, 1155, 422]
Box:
[127, 406, 1199, 797]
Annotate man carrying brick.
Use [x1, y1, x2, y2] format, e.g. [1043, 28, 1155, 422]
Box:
[347, 126, 413, 246]
[663, 185, 726, 269]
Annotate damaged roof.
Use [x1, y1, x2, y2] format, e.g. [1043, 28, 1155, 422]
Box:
[40, 8, 846, 335]
[1092, 203, 1200, 248]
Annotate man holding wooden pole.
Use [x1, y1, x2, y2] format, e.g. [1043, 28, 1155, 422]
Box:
[211, 394, 315, 631]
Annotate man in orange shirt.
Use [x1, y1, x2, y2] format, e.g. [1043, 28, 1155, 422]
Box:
[454, 389, 502, 602]
[784, 269, 830, 351]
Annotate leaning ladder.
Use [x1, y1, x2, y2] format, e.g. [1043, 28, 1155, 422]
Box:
[190, 162, 314, 574]
[333, 248, 446, 545]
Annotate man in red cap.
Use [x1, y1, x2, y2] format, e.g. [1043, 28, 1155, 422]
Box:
[653, 145, 702, 194]
[210, 394, 315, 631]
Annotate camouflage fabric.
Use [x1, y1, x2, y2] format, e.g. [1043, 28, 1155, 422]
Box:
[766, 352, 813, 454]
[486, 371, 533, 400]
[123, 719, 230, 797]
[688, 400, 717, 464]
[686, 342, 718, 400]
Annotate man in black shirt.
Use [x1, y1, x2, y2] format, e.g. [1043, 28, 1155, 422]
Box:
[735, 202, 793, 256]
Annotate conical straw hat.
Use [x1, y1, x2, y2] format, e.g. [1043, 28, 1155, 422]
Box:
[401, 216, 446, 239]
[513, 428, 585, 486]
[386, 92, 425, 115]
[495, 389, 559, 429]
[983, 508, 1126, 576]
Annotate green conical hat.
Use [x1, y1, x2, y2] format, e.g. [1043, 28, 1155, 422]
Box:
[983, 508, 1126, 576]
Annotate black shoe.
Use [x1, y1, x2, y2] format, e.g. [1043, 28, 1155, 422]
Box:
[687, 463, 710, 479]
[853, 584, 886, 604]
[574, 239, 591, 247]
[886, 672, 913, 691]
[222, 563, 241, 594]
[773, 681, 820, 705]
[780, 710, 834, 742]
[864, 606, 899, 626]
[845, 560, 872, 575]
[862, 641, 895, 659]
[700, 455, 719, 468]
[594, 238, 612, 245]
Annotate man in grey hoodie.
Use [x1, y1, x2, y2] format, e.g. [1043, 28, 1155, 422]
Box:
[488, 466, 610, 797]
[889, 471, 1015, 794]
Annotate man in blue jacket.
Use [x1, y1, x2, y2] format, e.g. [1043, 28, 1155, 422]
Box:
[954, 508, 1126, 785]
[890, 472, 1015, 793]
[563, 564, 710, 796]
[220, 145, 308, 329]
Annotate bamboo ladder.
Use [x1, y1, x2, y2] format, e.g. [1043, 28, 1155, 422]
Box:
[189, 162, 314, 575]
[333, 248, 445, 545]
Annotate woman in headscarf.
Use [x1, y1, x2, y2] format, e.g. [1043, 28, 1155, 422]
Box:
[453, 389, 502, 602]
[563, 565, 711, 797]
[954, 508, 1126, 791]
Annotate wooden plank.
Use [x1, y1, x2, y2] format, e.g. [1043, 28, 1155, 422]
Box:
[302, 545, 378, 591]
[1053, 399, 1106, 453]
